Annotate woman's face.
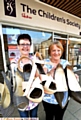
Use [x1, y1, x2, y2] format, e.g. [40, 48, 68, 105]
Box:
[18, 39, 31, 56]
[50, 44, 62, 60]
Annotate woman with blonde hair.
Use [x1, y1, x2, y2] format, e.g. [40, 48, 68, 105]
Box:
[42, 41, 71, 120]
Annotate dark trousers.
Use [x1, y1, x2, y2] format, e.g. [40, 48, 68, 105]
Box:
[42, 101, 68, 120]
[18, 105, 38, 118]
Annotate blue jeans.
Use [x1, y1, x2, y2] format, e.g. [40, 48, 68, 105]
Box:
[18, 105, 38, 118]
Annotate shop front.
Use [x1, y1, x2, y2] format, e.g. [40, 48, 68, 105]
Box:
[0, 0, 81, 78]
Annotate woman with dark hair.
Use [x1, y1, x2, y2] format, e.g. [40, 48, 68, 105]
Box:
[11, 34, 39, 118]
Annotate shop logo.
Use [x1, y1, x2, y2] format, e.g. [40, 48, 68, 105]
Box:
[4, 0, 16, 17]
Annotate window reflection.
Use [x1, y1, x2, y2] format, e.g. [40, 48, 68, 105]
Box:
[2, 25, 81, 70]
[68, 37, 81, 70]
[2, 25, 52, 64]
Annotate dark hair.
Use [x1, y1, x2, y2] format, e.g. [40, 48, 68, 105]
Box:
[17, 34, 32, 45]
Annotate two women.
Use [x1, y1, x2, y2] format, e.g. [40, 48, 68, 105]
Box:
[11, 35, 78, 120]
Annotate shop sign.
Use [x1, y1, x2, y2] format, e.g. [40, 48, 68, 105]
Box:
[20, 3, 81, 30]
[4, 0, 16, 17]
[3, 0, 81, 30]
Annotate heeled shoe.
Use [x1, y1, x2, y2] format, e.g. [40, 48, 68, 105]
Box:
[54, 64, 68, 92]
[0, 79, 4, 105]
[54, 64, 68, 109]
[0, 71, 17, 117]
[14, 56, 33, 96]
[36, 63, 57, 94]
[13, 69, 24, 96]
[10, 57, 32, 109]
[16, 55, 44, 103]
[22, 62, 44, 103]
[65, 65, 81, 91]
[26, 77, 44, 103]
[1, 71, 11, 108]
[54, 91, 68, 109]
[64, 65, 81, 104]
[41, 74, 57, 94]
[1, 71, 29, 111]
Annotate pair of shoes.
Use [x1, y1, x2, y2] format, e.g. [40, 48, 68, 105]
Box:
[36, 63, 57, 94]
[18, 56, 44, 103]
[54, 64, 81, 109]
[22, 64, 44, 103]
[36, 62, 68, 108]
[35, 52, 57, 94]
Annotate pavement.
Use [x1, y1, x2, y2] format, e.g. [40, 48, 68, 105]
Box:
[1, 70, 81, 120]
[10, 99, 81, 120]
